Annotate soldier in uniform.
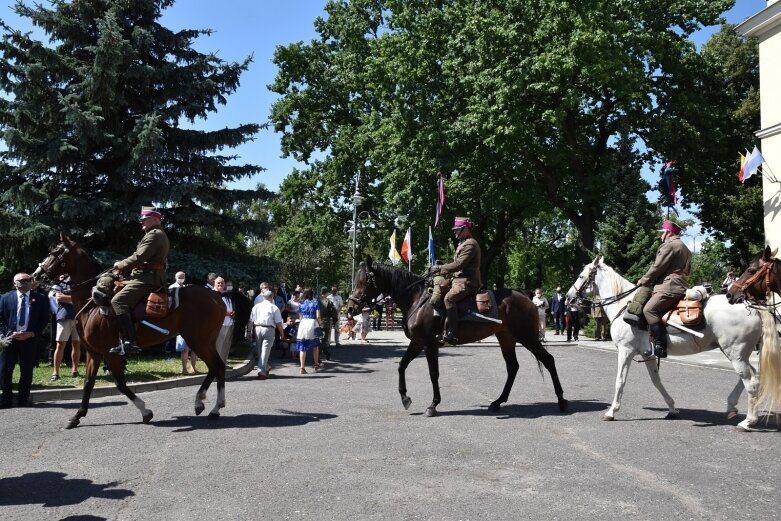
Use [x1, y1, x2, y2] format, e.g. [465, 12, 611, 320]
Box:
[637, 218, 691, 358]
[430, 217, 482, 345]
[109, 206, 170, 355]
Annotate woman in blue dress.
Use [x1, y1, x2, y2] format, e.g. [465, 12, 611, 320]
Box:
[295, 288, 321, 373]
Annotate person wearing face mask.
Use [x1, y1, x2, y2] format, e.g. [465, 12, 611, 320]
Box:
[550, 287, 566, 335]
[109, 206, 170, 356]
[167, 271, 198, 372]
[49, 273, 82, 380]
[1, 273, 51, 407]
[532, 288, 549, 342]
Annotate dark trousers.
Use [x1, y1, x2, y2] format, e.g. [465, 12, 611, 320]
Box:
[566, 310, 580, 340]
[0, 338, 37, 405]
[552, 312, 564, 333]
[372, 307, 383, 330]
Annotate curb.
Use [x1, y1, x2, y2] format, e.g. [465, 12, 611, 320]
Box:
[29, 356, 257, 403]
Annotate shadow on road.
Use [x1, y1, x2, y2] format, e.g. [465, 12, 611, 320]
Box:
[414, 399, 608, 419]
[637, 407, 781, 430]
[151, 409, 339, 432]
[28, 400, 127, 410]
[0, 471, 133, 507]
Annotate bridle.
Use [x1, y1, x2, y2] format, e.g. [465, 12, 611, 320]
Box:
[573, 264, 598, 299]
[574, 263, 638, 309]
[35, 243, 110, 291]
[730, 257, 776, 303]
[348, 265, 378, 311]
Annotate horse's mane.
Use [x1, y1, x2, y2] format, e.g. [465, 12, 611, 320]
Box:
[372, 263, 426, 296]
[597, 262, 636, 308]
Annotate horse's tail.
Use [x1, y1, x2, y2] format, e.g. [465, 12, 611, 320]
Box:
[757, 309, 781, 414]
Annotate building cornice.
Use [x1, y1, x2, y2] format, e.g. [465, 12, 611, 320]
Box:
[737, 1, 781, 37]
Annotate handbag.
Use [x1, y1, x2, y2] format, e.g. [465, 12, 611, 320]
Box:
[314, 326, 324, 338]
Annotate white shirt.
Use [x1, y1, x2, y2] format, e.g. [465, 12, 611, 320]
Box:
[250, 300, 283, 327]
[287, 298, 300, 315]
[532, 295, 548, 317]
[169, 281, 184, 289]
[327, 293, 343, 314]
[16, 290, 31, 332]
[222, 296, 234, 326]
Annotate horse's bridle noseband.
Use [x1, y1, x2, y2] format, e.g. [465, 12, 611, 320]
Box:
[35, 246, 71, 282]
[574, 264, 598, 299]
[731, 257, 776, 303]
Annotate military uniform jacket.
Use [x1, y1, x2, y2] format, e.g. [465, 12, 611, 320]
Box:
[115, 226, 170, 287]
[439, 237, 482, 288]
[638, 236, 691, 296]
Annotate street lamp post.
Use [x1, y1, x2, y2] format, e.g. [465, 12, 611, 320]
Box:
[350, 172, 364, 290]
[315, 266, 321, 292]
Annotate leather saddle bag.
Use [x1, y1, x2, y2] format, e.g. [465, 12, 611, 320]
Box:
[676, 299, 702, 325]
[146, 291, 169, 319]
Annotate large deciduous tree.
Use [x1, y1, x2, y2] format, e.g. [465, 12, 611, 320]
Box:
[0, 0, 264, 275]
[270, 0, 735, 280]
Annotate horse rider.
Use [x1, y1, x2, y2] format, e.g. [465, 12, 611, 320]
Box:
[109, 206, 170, 355]
[429, 217, 482, 345]
[637, 218, 691, 358]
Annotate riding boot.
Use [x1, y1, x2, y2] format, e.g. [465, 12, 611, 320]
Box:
[648, 323, 668, 358]
[109, 313, 141, 356]
[442, 306, 460, 345]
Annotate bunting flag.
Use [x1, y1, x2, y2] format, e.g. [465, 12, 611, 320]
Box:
[737, 150, 748, 182]
[434, 172, 445, 226]
[658, 161, 677, 207]
[742, 146, 764, 183]
[401, 228, 412, 263]
[388, 230, 402, 265]
[428, 226, 436, 266]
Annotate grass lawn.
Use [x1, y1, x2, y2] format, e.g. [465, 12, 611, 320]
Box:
[8, 341, 253, 390]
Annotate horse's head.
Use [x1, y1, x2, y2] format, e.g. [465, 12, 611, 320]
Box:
[347, 256, 381, 315]
[727, 246, 779, 304]
[567, 256, 601, 302]
[31, 233, 82, 286]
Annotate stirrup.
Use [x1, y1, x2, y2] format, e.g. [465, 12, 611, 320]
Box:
[110, 341, 140, 356]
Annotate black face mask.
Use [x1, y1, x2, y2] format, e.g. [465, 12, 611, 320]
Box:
[15, 281, 32, 293]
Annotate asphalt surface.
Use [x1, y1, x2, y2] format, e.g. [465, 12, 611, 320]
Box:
[1, 330, 779, 521]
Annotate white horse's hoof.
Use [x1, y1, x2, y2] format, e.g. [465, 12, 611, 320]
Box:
[602, 414, 615, 421]
[736, 419, 758, 432]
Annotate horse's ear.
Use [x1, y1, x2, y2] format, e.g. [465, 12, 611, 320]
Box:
[764, 245, 775, 260]
[365, 255, 373, 269]
[771, 247, 778, 259]
[595, 255, 602, 266]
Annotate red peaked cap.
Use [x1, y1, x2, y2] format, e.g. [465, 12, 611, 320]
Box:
[139, 206, 162, 221]
[452, 217, 473, 230]
[659, 220, 682, 235]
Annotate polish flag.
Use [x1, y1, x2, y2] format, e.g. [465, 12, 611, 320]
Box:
[400, 228, 412, 264]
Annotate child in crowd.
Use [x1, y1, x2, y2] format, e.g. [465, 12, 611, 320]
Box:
[282, 316, 298, 359]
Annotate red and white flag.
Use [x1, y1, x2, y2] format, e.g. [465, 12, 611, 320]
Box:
[401, 228, 412, 264]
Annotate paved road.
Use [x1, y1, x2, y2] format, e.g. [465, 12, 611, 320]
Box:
[1, 330, 778, 520]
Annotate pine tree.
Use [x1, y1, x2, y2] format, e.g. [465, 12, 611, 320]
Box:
[0, 0, 263, 275]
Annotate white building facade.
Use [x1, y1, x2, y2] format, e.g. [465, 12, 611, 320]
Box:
[738, 1, 781, 249]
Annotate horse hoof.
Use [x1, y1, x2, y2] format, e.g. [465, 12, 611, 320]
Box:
[488, 402, 501, 412]
[736, 420, 757, 432]
[602, 414, 615, 421]
[558, 399, 569, 412]
[66, 420, 80, 429]
[665, 411, 679, 420]
[424, 407, 437, 417]
[208, 412, 220, 420]
[195, 404, 205, 416]
[726, 410, 738, 420]
[401, 396, 412, 410]
[142, 411, 154, 424]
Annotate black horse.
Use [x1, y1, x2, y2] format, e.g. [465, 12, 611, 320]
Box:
[348, 257, 568, 417]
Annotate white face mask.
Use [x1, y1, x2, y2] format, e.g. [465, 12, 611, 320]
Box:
[176, 278, 185, 284]
[226, 285, 233, 292]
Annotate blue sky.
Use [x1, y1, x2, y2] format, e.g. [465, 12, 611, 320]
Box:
[0, 0, 768, 195]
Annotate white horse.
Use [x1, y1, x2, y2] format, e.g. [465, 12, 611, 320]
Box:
[567, 257, 780, 430]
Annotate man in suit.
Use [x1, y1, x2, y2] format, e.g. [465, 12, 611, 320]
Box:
[550, 287, 566, 335]
[0, 273, 51, 407]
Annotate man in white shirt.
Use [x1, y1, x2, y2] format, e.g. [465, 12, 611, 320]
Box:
[248, 290, 286, 379]
[214, 277, 235, 364]
[327, 286, 344, 346]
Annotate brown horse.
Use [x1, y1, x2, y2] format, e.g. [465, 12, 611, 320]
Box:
[726, 245, 781, 416]
[32, 235, 228, 428]
[348, 257, 568, 417]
